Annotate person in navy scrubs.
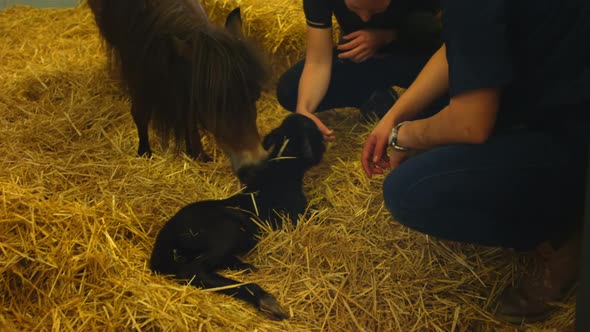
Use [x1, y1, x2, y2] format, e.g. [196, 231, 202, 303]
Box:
[362, 0, 590, 323]
[276, 0, 443, 140]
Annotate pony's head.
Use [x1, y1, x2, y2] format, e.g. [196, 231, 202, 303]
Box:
[173, 7, 270, 182]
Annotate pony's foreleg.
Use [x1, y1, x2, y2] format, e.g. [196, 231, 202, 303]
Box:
[131, 102, 152, 157]
[185, 129, 211, 162]
[177, 262, 288, 320]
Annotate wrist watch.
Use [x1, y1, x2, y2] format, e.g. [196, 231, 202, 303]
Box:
[388, 121, 410, 151]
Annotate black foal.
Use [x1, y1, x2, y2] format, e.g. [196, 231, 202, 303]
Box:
[149, 114, 325, 320]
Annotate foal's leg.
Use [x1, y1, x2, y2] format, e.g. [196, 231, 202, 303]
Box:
[219, 256, 258, 273]
[177, 262, 288, 320]
[131, 101, 152, 157]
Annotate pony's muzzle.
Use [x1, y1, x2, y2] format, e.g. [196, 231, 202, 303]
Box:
[230, 145, 269, 184]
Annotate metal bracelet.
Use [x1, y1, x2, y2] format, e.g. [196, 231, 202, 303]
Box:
[388, 121, 410, 152]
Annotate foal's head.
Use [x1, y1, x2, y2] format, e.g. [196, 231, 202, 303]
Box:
[263, 114, 326, 170]
[174, 8, 270, 182]
[238, 114, 325, 187]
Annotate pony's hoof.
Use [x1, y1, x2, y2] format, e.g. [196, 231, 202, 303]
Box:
[137, 148, 152, 158]
[198, 152, 213, 162]
[188, 151, 212, 162]
[258, 293, 289, 320]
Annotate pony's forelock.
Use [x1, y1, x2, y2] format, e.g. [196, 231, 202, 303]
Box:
[189, 28, 269, 141]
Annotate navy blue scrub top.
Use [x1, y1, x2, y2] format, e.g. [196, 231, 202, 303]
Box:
[442, 0, 590, 129]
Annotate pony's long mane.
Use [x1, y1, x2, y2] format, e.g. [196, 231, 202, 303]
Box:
[185, 27, 269, 145]
[89, 0, 269, 151]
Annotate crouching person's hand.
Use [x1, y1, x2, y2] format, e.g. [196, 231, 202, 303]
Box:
[296, 110, 335, 141]
[362, 118, 394, 178]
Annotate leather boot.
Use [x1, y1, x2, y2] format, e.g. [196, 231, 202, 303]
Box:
[495, 234, 580, 324]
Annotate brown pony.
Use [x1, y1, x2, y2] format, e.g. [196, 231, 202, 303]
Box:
[88, 0, 270, 182]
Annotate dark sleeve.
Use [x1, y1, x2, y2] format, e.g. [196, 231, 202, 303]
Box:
[397, 11, 444, 52]
[408, 0, 440, 12]
[303, 0, 333, 29]
[442, 0, 513, 96]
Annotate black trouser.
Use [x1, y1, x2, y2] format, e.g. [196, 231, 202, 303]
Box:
[276, 46, 443, 113]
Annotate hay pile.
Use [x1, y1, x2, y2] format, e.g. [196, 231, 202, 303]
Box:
[0, 2, 575, 332]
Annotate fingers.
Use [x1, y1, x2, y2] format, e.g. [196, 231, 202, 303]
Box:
[362, 134, 389, 178]
[309, 115, 335, 141]
[322, 130, 335, 141]
[351, 50, 372, 63]
[338, 31, 363, 51]
[361, 135, 377, 178]
[375, 156, 389, 169]
[298, 111, 335, 141]
[342, 31, 361, 40]
[371, 133, 388, 163]
[338, 30, 378, 62]
[338, 46, 373, 62]
[311, 125, 334, 141]
[338, 47, 365, 61]
[336, 38, 360, 52]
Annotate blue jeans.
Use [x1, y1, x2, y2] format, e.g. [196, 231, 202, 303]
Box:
[383, 127, 588, 251]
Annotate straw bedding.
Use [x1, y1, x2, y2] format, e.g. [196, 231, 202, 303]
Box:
[0, 2, 575, 331]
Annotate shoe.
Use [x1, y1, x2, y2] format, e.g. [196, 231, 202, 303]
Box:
[359, 87, 399, 121]
[494, 235, 580, 324]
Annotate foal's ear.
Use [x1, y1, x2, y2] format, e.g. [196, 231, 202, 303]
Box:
[262, 128, 280, 151]
[225, 7, 244, 38]
[171, 36, 192, 59]
[301, 135, 314, 161]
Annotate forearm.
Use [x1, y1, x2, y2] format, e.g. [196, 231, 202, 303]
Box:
[395, 106, 462, 150]
[384, 44, 449, 124]
[396, 88, 501, 150]
[296, 61, 332, 114]
[297, 26, 334, 114]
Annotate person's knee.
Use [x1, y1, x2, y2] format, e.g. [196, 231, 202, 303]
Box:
[276, 70, 299, 113]
[383, 166, 428, 232]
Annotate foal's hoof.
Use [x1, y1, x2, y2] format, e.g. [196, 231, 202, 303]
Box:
[227, 262, 258, 273]
[240, 263, 259, 273]
[258, 293, 289, 320]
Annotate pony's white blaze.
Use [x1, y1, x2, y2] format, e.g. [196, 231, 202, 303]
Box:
[228, 143, 268, 173]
